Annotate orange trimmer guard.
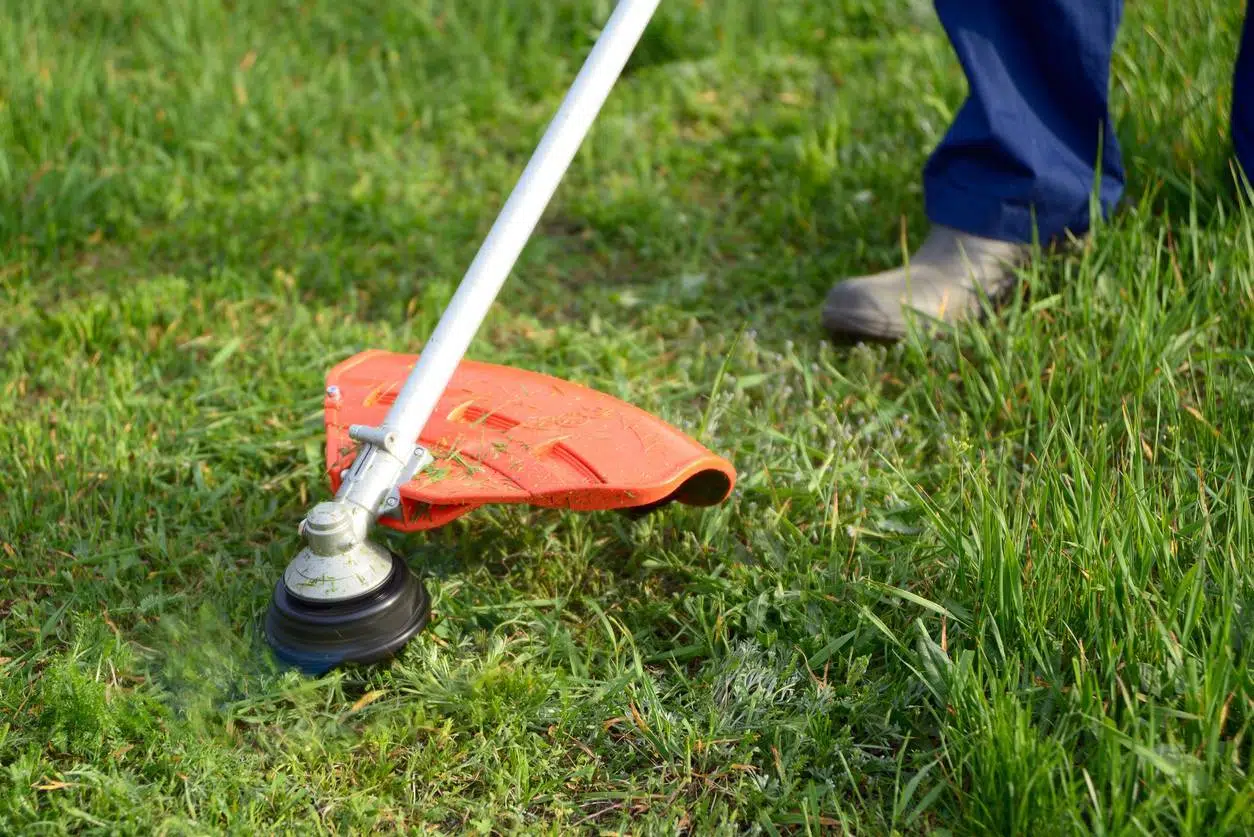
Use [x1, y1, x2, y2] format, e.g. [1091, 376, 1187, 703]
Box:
[323, 350, 736, 532]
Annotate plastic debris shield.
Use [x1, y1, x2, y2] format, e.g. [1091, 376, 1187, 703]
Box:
[324, 351, 736, 532]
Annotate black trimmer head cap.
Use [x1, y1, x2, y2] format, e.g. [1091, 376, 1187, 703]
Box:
[264, 551, 430, 675]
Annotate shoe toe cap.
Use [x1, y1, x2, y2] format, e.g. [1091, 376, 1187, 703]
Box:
[821, 278, 907, 341]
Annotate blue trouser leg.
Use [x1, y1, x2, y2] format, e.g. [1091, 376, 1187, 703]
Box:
[923, 0, 1125, 245]
[1233, 6, 1254, 178]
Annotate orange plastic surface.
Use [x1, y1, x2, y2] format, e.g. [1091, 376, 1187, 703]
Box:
[323, 350, 736, 532]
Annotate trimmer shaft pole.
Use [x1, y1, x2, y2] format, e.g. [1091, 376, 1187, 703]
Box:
[337, 0, 662, 522]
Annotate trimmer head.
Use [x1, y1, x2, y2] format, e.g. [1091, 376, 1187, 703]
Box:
[265, 550, 430, 674]
[266, 352, 735, 673]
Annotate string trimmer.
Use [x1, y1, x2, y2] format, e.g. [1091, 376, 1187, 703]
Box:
[265, 0, 736, 673]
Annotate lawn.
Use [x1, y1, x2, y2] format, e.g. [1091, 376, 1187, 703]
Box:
[2, 0, 1252, 832]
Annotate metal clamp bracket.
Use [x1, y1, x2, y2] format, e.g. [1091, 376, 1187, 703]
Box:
[381, 444, 434, 519]
[349, 423, 404, 458]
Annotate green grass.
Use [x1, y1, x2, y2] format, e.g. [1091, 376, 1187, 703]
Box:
[2, 0, 1252, 832]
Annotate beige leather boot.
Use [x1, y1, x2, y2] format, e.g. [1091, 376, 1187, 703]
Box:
[821, 225, 1032, 341]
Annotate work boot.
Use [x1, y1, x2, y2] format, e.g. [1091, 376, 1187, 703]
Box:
[821, 225, 1032, 341]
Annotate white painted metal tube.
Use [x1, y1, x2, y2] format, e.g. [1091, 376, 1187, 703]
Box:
[381, 0, 660, 452]
[293, 0, 659, 604]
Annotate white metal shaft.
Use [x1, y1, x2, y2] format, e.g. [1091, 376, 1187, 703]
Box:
[383, 0, 660, 447]
[291, 0, 659, 603]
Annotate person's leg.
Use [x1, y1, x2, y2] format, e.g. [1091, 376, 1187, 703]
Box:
[823, 0, 1125, 342]
[1232, 4, 1254, 183]
[924, 0, 1125, 244]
